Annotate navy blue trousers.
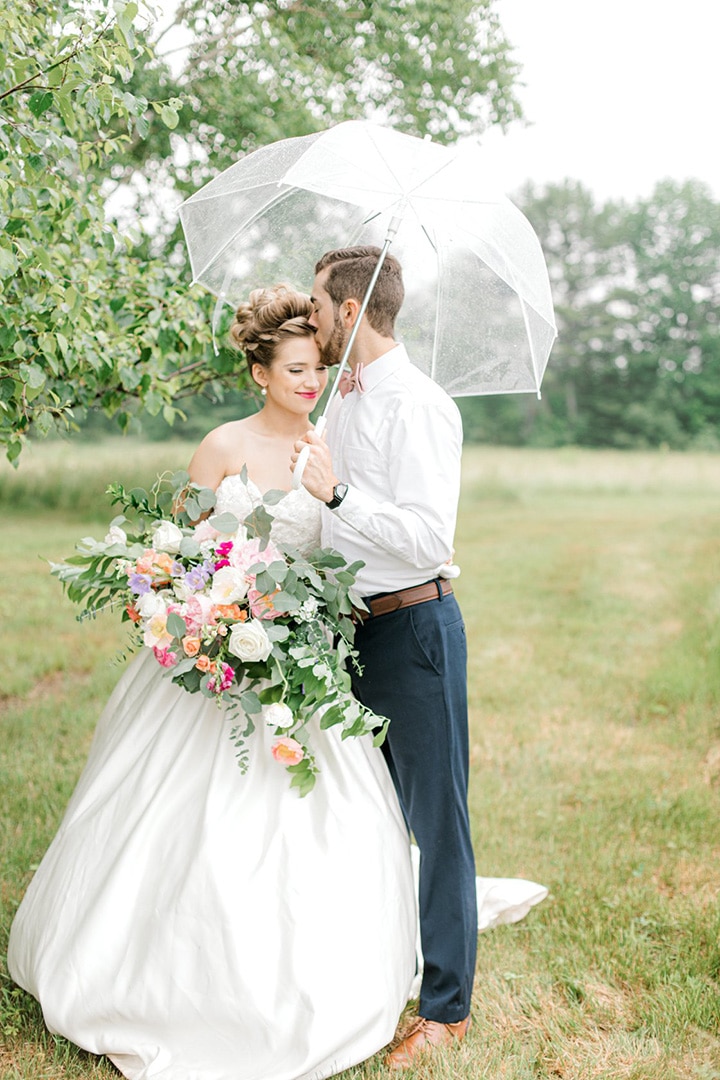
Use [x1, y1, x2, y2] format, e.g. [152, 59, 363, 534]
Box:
[350, 587, 477, 1023]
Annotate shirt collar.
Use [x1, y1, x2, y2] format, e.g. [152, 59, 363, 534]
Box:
[354, 342, 408, 393]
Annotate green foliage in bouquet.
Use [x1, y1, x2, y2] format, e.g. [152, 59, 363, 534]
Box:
[51, 469, 387, 796]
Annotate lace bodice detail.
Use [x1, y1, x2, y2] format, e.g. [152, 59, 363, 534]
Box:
[214, 474, 321, 556]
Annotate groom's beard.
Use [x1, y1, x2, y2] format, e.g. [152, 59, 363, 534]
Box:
[318, 313, 349, 368]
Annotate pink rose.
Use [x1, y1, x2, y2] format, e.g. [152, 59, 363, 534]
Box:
[271, 737, 305, 766]
[183, 595, 216, 634]
[229, 537, 284, 578]
[153, 646, 178, 668]
[248, 587, 285, 620]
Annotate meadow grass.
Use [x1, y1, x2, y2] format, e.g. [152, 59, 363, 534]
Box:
[1, 440, 719, 1079]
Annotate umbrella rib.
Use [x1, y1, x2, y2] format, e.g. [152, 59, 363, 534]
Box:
[189, 187, 295, 284]
[363, 126, 461, 201]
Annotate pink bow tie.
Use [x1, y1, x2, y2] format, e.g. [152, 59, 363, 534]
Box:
[338, 363, 365, 398]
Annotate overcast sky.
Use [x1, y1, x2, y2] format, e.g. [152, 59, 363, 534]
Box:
[479, 0, 720, 203]
[152, 0, 719, 205]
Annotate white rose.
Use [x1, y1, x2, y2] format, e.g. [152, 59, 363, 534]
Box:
[227, 619, 272, 663]
[152, 521, 184, 554]
[262, 702, 294, 730]
[104, 524, 127, 546]
[209, 566, 250, 604]
[137, 591, 168, 620]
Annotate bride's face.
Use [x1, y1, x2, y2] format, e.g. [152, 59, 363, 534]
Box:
[257, 336, 328, 413]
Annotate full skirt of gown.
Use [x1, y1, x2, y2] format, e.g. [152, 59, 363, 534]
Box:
[8, 478, 547, 1079]
[8, 648, 419, 1080]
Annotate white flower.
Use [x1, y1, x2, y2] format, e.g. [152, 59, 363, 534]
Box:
[104, 524, 127, 547]
[262, 702, 294, 729]
[227, 619, 272, 662]
[137, 591, 168, 620]
[209, 566, 249, 604]
[152, 521, 184, 554]
[296, 597, 320, 622]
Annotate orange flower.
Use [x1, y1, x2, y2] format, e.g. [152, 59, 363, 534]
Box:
[195, 654, 214, 672]
[153, 552, 175, 574]
[126, 603, 141, 624]
[136, 551, 155, 574]
[213, 603, 244, 621]
[271, 737, 305, 766]
[182, 636, 201, 657]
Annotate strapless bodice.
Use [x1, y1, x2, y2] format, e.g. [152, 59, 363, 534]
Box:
[214, 474, 321, 556]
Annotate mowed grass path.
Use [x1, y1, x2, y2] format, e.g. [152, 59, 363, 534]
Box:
[1, 441, 719, 1079]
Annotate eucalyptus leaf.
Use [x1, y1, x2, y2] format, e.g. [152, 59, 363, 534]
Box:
[240, 690, 262, 715]
[209, 512, 240, 533]
[166, 612, 187, 638]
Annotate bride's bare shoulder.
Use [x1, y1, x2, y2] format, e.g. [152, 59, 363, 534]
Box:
[188, 419, 254, 488]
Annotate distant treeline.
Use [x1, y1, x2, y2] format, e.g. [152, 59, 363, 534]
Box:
[77, 177, 720, 452]
[458, 178, 720, 450]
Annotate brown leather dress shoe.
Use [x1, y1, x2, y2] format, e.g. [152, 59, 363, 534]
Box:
[385, 1014, 471, 1070]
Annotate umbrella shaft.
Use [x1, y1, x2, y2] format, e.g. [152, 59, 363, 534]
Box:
[322, 223, 400, 417]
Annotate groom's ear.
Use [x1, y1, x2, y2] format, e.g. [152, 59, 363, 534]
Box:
[342, 297, 361, 326]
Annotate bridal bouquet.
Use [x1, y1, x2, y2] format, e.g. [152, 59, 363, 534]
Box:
[51, 469, 386, 796]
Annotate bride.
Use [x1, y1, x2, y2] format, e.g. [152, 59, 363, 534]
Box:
[8, 285, 546, 1080]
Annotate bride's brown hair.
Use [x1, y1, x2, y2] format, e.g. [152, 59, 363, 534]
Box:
[229, 284, 314, 381]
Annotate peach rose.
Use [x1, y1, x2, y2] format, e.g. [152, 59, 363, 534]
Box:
[182, 636, 201, 657]
[153, 552, 175, 575]
[195, 654, 214, 673]
[213, 603, 244, 622]
[271, 737, 305, 766]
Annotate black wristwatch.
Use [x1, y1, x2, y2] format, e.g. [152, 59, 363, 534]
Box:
[325, 482, 348, 510]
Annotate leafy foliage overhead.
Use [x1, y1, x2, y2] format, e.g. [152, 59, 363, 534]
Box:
[1, 0, 523, 462]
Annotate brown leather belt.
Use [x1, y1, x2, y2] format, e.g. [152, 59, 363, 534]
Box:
[358, 578, 453, 620]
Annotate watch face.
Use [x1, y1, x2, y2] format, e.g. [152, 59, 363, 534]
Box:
[327, 483, 348, 508]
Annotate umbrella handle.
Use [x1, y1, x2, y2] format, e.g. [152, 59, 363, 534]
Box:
[291, 415, 328, 490]
[292, 217, 401, 492]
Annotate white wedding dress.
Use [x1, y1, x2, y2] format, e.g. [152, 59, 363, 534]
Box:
[8, 477, 546, 1080]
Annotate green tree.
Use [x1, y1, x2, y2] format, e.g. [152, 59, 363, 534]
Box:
[1, 0, 524, 462]
[107, 0, 524, 244]
[610, 179, 720, 447]
[0, 0, 224, 463]
[501, 179, 720, 449]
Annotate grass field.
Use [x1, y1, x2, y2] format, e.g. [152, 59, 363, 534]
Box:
[1, 440, 719, 1079]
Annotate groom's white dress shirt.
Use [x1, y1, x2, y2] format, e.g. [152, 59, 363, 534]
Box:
[321, 343, 462, 598]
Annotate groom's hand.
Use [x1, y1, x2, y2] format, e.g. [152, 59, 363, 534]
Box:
[291, 431, 337, 502]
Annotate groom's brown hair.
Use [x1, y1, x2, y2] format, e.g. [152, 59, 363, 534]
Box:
[315, 246, 404, 338]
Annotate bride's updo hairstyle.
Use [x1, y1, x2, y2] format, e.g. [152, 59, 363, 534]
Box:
[229, 284, 314, 383]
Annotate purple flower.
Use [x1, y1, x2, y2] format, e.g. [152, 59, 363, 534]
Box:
[183, 563, 211, 592]
[129, 573, 153, 595]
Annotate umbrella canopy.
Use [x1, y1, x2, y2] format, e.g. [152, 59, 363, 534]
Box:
[179, 120, 557, 397]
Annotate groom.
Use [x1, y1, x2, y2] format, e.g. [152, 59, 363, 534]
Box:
[292, 246, 477, 1069]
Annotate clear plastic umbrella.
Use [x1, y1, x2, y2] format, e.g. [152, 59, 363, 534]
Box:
[180, 121, 557, 484]
[179, 120, 557, 399]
